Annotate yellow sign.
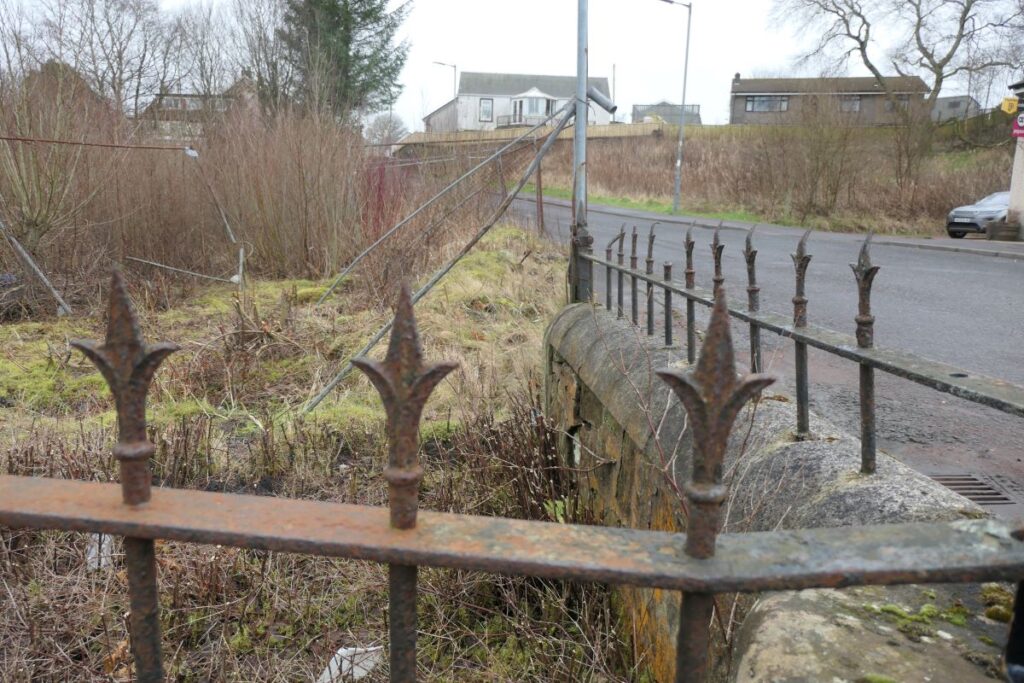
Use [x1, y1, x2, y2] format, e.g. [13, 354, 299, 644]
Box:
[1002, 97, 1020, 115]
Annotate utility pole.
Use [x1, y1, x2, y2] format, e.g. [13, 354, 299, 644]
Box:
[570, 0, 593, 303]
[662, 0, 692, 214]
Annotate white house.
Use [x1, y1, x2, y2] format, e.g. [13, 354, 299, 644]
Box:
[423, 72, 612, 133]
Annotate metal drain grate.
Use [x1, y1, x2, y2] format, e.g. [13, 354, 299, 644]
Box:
[931, 474, 1014, 506]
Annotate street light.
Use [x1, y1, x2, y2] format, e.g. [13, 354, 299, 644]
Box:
[660, 0, 692, 213]
[433, 61, 457, 100]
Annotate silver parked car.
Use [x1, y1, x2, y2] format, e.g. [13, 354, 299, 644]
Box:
[946, 191, 1009, 238]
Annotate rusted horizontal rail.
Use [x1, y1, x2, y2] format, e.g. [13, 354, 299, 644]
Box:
[583, 254, 1024, 418]
[2, 475, 1023, 593]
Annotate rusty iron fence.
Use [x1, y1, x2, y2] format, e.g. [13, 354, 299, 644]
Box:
[2, 270, 1024, 682]
[587, 221, 1024, 476]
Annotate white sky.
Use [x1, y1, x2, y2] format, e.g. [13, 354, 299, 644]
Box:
[392, 0, 801, 129]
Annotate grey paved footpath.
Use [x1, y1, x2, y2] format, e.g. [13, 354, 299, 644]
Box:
[512, 195, 1024, 518]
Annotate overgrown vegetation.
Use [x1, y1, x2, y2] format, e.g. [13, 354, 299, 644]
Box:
[539, 122, 1015, 235]
[0, 227, 647, 681]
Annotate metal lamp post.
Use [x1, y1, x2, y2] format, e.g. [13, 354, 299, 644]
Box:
[661, 0, 692, 214]
[433, 61, 457, 100]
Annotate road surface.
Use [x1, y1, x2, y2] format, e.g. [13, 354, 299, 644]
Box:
[512, 195, 1024, 518]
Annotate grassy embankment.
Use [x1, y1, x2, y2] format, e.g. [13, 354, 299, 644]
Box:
[0, 227, 646, 682]
[532, 125, 1014, 236]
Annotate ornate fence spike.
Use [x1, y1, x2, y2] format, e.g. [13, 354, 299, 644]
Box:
[684, 225, 696, 289]
[646, 224, 658, 335]
[352, 283, 458, 530]
[647, 223, 658, 265]
[743, 226, 762, 373]
[851, 232, 880, 349]
[72, 269, 178, 506]
[851, 233, 881, 475]
[71, 268, 179, 683]
[711, 222, 725, 294]
[657, 289, 775, 560]
[791, 229, 813, 328]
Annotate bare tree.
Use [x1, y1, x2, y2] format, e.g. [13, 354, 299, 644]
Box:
[775, 0, 1024, 199]
[364, 112, 408, 148]
[232, 0, 294, 113]
[179, 2, 232, 98]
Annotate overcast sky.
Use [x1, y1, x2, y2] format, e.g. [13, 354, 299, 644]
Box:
[391, 0, 803, 129]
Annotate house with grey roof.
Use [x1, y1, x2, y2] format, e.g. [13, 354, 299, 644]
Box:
[729, 74, 930, 125]
[931, 95, 981, 123]
[423, 71, 611, 133]
[632, 101, 701, 126]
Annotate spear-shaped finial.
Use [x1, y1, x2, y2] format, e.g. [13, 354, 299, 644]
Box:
[630, 226, 639, 270]
[850, 233, 880, 349]
[353, 285, 457, 529]
[791, 229, 813, 328]
[72, 270, 178, 506]
[711, 221, 725, 294]
[685, 224, 696, 289]
[657, 290, 775, 559]
[743, 225, 759, 295]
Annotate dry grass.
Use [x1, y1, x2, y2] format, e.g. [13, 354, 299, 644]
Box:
[0, 226, 646, 682]
[539, 127, 1014, 235]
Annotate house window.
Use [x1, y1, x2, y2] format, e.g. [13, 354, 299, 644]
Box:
[479, 98, 493, 122]
[948, 100, 961, 109]
[839, 95, 861, 113]
[885, 95, 910, 112]
[745, 96, 789, 113]
[527, 97, 543, 116]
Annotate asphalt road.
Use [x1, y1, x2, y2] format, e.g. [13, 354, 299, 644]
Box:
[512, 195, 1024, 518]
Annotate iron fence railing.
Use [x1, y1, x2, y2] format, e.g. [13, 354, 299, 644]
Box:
[586, 222, 1024, 475]
[2, 269, 1024, 682]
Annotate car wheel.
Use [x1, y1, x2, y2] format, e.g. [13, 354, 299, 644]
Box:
[948, 230, 966, 239]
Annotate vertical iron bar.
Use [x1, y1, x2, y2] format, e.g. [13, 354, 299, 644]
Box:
[646, 224, 657, 336]
[792, 230, 813, 440]
[352, 286, 457, 683]
[684, 225, 696, 365]
[605, 244, 613, 312]
[657, 291, 774, 683]
[710, 222, 724, 295]
[743, 227, 761, 373]
[389, 564, 418, 681]
[535, 159, 545, 236]
[617, 228, 625, 319]
[71, 271, 178, 683]
[1004, 580, 1024, 681]
[630, 227, 639, 326]
[664, 262, 673, 346]
[852, 235, 880, 474]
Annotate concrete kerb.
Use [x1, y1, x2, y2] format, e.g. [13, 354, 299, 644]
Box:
[544, 304, 1006, 682]
[875, 238, 1024, 261]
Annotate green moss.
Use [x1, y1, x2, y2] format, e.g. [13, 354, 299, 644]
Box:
[420, 418, 461, 444]
[942, 603, 970, 627]
[857, 676, 900, 683]
[150, 398, 219, 425]
[985, 605, 1012, 623]
[294, 286, 328, 304]
[897, 620, 935, 641]
[0, 352, 107, 412]
[981, 583, 1014, 609]
[979, 635, 998, 648]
